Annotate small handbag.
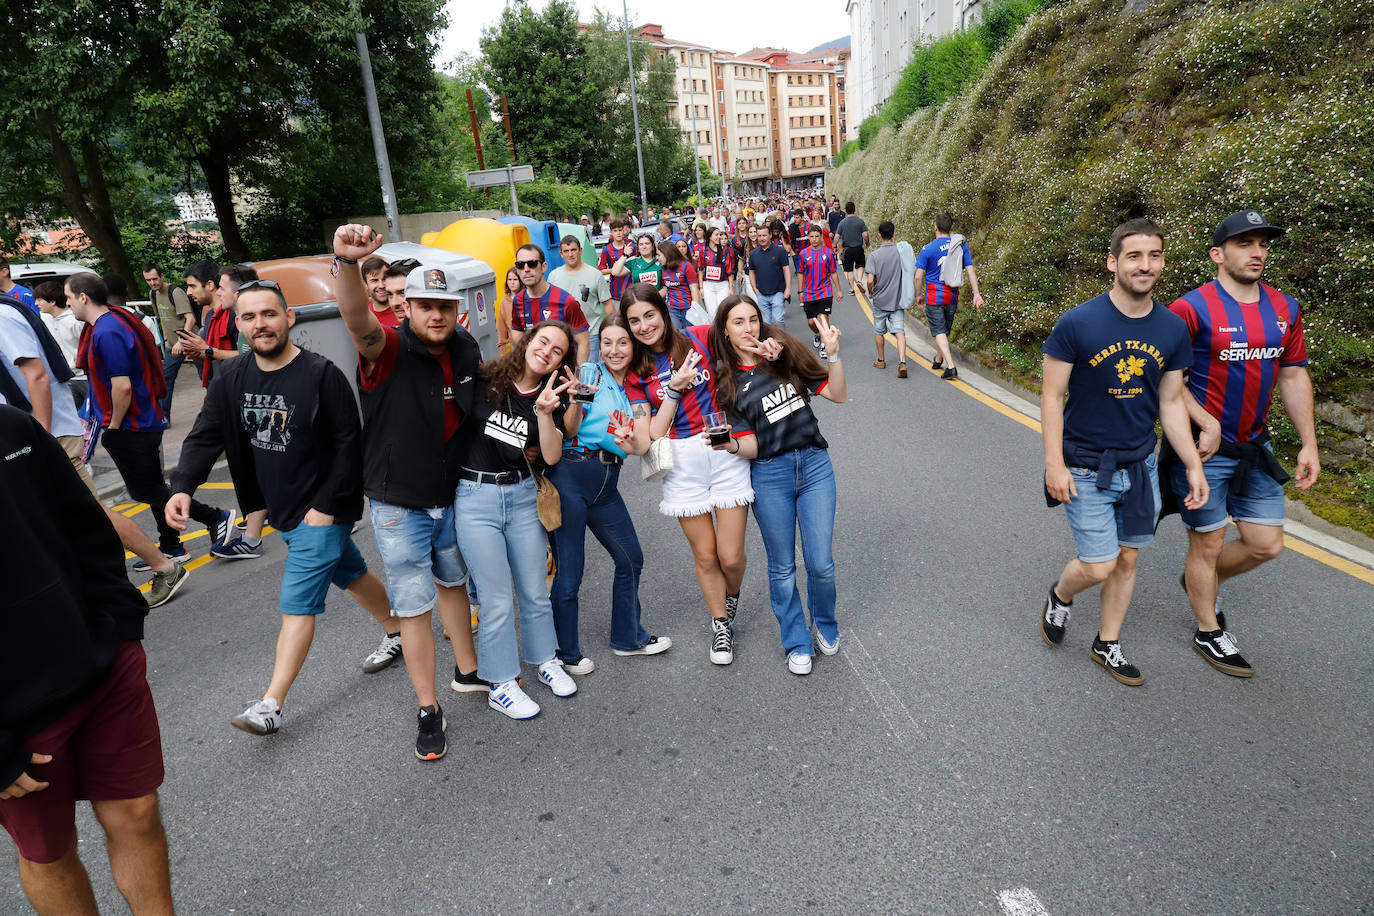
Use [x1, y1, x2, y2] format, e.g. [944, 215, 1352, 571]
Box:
[512, 396, 562, 531]
[641, 435, 674, 481]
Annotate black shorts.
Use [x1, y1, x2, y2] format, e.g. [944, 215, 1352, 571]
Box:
[842, 245, 865, 271]
[802, 297, 833, 319]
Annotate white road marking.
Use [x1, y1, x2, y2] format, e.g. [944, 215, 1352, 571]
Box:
[997, 887, 1050, 916]
[1285, 518, 1374, 570]
[842, 634, 919, 744]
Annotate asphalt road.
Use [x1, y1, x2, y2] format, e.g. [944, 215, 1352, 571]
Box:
[5, 281, 1372, 915]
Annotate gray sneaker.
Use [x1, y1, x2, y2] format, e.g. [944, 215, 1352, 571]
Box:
[146, 564, 190, 608]
[231, 698, 282, 735]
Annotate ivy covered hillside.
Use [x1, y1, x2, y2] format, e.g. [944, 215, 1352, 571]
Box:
[831, 0, 1374, 536]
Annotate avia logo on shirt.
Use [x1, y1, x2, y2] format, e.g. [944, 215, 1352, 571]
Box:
[485, 411, 528, 449]
[1219, 343, 1285, 361]
[762, 383, 804, 424]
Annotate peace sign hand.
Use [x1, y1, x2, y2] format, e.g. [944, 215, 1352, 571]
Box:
[816, 314, 841, 356]
[536, 370, 574, 415]
[668, 351, 702, 392]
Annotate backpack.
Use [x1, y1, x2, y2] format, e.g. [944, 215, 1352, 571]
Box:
[940, 234, 966, 288]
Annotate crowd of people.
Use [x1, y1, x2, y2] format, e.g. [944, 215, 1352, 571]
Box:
[0, 192, 1321, 912]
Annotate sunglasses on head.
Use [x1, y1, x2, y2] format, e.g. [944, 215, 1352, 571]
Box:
[515, 259, 543, 270]
[389, 258, 422, 273]
[237, 279, 281, 292]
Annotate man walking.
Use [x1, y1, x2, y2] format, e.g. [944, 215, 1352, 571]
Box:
[914, 212, 985, 381]
[168, 279, 395, 737]
[1, 404, 177, 916]
[797, 224, 843, 357]
[0, 256, 37, 311]
[599, 218, 636, 305]
[141, 263, 195, 421]
[510, 243, 590, 362]
[865, 221, 908, 378]
[836, 202, 870, 290]
[550, 235, 612, 362]
[66, 273, 234, 566]
[1038, 218, 1207, 686]
[747, 225, 792, 327]
[332, 226, 487, 760]
[1166, 210, 1319, 678]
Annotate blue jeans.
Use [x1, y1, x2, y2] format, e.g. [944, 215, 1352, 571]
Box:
[160, 348, 184, 420]
[669, 307, 690, 331]
[547, 453, 652, 660]
[1062, 454, 1160, 563]
[756, 291, 785, 327]
[750, 447, 837, 655]
[453, 476, 557, 684]
[369, 501, 468, 617]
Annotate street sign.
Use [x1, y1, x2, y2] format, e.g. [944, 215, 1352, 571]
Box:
[465, 165, 535, 188]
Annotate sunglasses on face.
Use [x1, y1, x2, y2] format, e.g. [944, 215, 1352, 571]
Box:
[515, 259, 543, 270]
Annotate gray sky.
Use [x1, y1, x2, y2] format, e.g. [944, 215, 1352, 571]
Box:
[438, 0, 849, 71]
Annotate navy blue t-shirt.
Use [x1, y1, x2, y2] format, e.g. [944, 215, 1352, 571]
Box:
[1042, 293, 1191, 455]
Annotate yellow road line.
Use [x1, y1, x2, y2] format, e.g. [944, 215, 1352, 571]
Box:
[849, 286, 1373, 585]
[121, 503, 149, 518]
[135, 525, 277, 592]
[198, 482, 237, 490]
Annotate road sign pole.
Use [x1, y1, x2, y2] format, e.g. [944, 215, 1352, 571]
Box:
[508, 174, 519, 216]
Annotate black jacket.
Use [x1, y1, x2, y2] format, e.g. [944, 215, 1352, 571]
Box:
[170, 348, 364, 528]
[0, 406, 147, 789]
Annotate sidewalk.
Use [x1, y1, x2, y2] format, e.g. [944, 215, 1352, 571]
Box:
[92, 361, 214, 502]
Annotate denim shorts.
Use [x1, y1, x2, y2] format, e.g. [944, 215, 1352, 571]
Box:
[278, 522, 369, 615]
[1171, 443, 1286, 533]
[925, 302, 957, 337]
[873, 308, 905, 335]
[370, 500, 469, 617]
[1061, 454, 1160, 563]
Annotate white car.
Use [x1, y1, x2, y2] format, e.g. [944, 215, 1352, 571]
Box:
[9, 259, 93, 288]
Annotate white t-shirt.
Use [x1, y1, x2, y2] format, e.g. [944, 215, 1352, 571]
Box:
[40, 309, 85, 378]
[0, 306, 84, 437]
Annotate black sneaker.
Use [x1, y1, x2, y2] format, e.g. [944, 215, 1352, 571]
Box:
[724, 593, 740, 625]
[415, 704, 446, 761]
[450, 665, 490, 694]
[1040, 584, 1071, 646]
[1179, 571, 1228, 632]
[1090, 636, 1144, 686]
[940, 367, 959, 381]
[931, 357, 943, 370]
[1192, 629, 1253, 678]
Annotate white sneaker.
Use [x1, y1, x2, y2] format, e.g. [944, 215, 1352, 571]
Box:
[489, 680, 540, 719]
[787, 652, 813, 676]
[538, 660, 579, 697]
[612, 636, 672, 657]
[812, 627, 840, 656]
[362, 633, 403, 673]
[230, 698, 282, 735]
[563, 655, 596, 675]
[709, 618, 734, 665]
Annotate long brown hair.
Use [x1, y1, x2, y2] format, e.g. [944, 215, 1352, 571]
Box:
[621, 283, 694, 379]
[708, 294, 827, 416]
[658, 241, 684, 269]
[482, 319, 578, 405]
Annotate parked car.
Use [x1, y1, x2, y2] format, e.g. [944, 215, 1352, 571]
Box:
[8, 259, 92, 287]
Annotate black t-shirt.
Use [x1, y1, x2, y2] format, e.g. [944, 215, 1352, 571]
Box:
[464, 383, 566, 475]
[728, 366, 829, 460]
[240, 357, 323, 530]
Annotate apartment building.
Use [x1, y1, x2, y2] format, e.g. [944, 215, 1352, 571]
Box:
[713, 55, 773, 187]
[640, 24, 721, 173]
[847, 0, 986, 127]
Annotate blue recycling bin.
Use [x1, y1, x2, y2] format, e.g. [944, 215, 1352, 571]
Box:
[498, 216, 560, 278]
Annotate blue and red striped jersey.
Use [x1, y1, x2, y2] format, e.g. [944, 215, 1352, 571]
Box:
[689, 239, 707, 263]
[624, 325, 719, 439]
[797, 246, 837, 302]
[699, 246, 735, 283]
[662, 262, 698, 312]
[915, 237, 972, 306]
[599, 240, 635, 302]
[1168, 280, 1308, 444]
[511, 285, 589, 334]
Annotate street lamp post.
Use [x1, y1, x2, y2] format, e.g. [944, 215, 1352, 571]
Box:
[622, 1, 649, 223]
[686, 92, 704, 208]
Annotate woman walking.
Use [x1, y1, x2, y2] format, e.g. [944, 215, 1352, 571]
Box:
[548, 315, 672, 674]
[496, 266, 521, 354]
[455, 320, 582, 719]
[698, 227, 735, 321]
[622, 284, 756, 666]
[612, 233, 665, 290]
[659, 241, 702, 331]
[730, 223, 753, 299]
[708, 296, 847, 676]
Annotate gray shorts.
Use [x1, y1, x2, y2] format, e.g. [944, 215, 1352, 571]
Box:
[925, 302, 957, 337]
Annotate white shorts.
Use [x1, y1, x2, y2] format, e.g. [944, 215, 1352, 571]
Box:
[659, 434, 754, 517]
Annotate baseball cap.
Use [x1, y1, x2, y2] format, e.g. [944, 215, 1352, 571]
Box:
[1213, 210, 1287, 247]
[403, 265, 464, 302]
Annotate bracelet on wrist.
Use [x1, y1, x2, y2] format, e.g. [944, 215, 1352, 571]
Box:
[662, 386, 682, 400]
[826, 353, 840, 364]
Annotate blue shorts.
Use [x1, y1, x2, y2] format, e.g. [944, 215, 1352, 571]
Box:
[369, 500, 469, 617]
[278, 522, 369, 615]
[873, 308, 905, 335]
[1061, 454, 1160, 563]
[1171, 443, 1286, 533]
